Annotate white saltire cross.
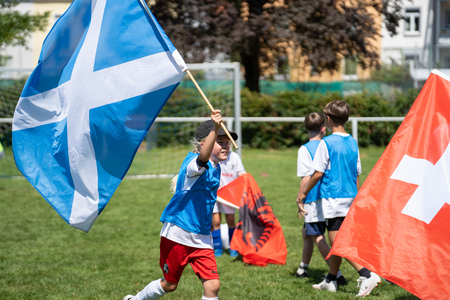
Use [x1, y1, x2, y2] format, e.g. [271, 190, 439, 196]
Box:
[391, 143, 450, 224]
[13, 0, 184, 231]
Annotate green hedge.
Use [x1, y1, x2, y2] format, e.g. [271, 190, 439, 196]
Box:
[240, 88, 420, 148]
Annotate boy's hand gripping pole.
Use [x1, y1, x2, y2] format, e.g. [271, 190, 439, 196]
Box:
[185, 69, 239, 149]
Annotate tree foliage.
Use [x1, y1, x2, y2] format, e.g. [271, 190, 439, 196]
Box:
[0, 0, 49, 51]
[148, 0, 407, 92]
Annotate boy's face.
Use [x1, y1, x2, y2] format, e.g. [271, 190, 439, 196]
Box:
[211, 135, 230, 163]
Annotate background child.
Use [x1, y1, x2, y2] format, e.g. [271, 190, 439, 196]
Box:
[298, 100, 381, 297]
[295, 112, 345, 285]
[123, 110, 237, 300]
[212, 150, 246, 257]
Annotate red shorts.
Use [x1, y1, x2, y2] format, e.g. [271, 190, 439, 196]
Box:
[159, 237, 219, 284]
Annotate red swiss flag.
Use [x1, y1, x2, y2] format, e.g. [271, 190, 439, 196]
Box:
[329, 70, 450, 299]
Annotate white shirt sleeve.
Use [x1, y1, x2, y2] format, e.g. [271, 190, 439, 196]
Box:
[297, 146, 313, 177]
[312, 140, 330, 173]
[185, 156, 206, 177]
[180, 156, 209, 191]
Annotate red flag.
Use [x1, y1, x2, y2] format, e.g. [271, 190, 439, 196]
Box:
[329, 70, 450, 299]
[217, 173, 287, 266]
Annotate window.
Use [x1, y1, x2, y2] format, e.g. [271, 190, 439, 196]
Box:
[405, 54, 419, 62]
[0, 56, 12, 67]
[445, 10, 450, 28]
[276, 56, 289, 75]
[54, 14, 63, 22]
[344, 58, 358, 75]
[405, 8, 420, 35]
[444, 57, 450, 69]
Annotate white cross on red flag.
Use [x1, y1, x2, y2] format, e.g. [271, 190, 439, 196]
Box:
[329, 70, 450, 299]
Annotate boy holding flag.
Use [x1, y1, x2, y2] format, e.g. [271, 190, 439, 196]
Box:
[123, 110, 237, 300]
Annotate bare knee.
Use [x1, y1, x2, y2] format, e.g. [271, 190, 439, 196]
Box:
[225, 214, 235, 228]
[212, 213, 221, 230]
[161, 278, 177, 293]
[202, 279, 220, 297]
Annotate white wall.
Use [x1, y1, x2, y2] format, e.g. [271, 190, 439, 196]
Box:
[1, 2, 35, 68]
[0, 1, 71, 69]
[380, 0, 434, 67]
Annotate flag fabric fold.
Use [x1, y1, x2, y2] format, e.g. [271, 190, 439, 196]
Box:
[329, 69, 450, 299]
[218, 173, 287, 266]
[12, 0, 186, 232]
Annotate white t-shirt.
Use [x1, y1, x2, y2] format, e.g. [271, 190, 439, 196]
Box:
[213, 151, 246, 214]
[297, 144, 325, 223]
[297, 145, 314, 177]
[312, 132, 362, 219]
[219, 151, 246, 187]
[160, 156, 218, 249]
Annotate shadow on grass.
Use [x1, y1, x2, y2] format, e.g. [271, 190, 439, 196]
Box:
[393, 295, 420, 300]
[290, 267, 329, 281]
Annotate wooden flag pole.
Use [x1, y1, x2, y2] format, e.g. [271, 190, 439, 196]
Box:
[185, 69, 239, 149]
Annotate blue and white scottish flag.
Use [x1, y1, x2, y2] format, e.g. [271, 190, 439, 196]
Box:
[12, 0, 187, 232]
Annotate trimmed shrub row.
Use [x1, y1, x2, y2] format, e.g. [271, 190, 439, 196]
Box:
[240, 88, 420, 148]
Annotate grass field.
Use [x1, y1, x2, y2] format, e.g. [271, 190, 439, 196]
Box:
[0, 147, 420, 299]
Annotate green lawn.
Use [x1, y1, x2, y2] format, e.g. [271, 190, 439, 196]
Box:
[0, 147, 419, 299]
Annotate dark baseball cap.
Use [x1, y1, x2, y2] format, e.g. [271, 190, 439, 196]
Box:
[195, 120, 238, 141]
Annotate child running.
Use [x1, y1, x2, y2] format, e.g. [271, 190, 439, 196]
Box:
[298, 100, 381, 297]
[123, 110, 237, 300]
[295, 112, 345, 286]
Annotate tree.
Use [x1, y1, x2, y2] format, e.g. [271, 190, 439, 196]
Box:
[148, 0, 406, 92]
[0, 0, 49, 53]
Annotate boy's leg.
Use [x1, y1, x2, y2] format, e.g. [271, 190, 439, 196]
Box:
[212, 205, 223, 256]
[297, 225, 314, 277]
[224, 212, 236, 228]
[328, 217, 380, 295]
[201, 278, 220, 299]
[126, 279, 169, 300]
[302, 227, 314, 264]
[313, 234, 330, 260]
[326, 230, 342, 276]
[224, 206, 238, 257]
[190, 248, 220, 299]
[346, 259, 381, 297]
[125, 237, 188, 300]
[311, 219, 343, 292]
[212, 212, 222, 230]
[313, 234, 347, 285]
[224, 213, 237, 255]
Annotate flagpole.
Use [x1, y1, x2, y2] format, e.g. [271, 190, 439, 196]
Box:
[185, 69, 239, 150]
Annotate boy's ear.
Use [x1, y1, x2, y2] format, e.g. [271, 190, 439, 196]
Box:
[321, 126, 326, 133]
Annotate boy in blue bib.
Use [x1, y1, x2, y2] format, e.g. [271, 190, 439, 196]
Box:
[123, 110, 237, 300]
[295, 112, 345, 284]
[298, 101, 381, 297]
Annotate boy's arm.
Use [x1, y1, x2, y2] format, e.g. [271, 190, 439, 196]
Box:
[297, 176, 310, 219]
[198, 110, 221, 164]
[297, 171, 324, 203]
[357, 176, 360, 191]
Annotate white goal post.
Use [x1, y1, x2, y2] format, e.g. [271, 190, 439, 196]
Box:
[185, 62, 242, 155]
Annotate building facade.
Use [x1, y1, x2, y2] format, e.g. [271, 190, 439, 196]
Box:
[1, 0, 71, 75]
[2, 0, 449, 86]
[381, 0, 450, 86]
